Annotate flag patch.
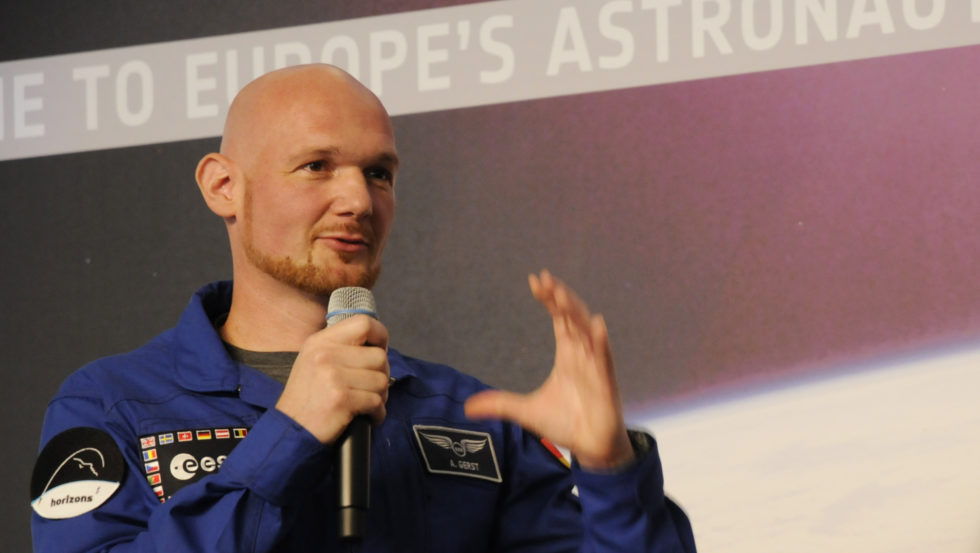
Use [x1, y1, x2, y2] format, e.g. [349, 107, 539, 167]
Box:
[137, 426, 249, 503]
[539, 437, 571, 469]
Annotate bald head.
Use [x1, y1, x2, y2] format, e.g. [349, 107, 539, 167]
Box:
[220, 64, 392, 166]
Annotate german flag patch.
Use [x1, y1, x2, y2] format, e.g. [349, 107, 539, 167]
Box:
[539, 437, 570, 469]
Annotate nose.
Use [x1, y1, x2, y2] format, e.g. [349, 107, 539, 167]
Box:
[330, 167, 373, 219]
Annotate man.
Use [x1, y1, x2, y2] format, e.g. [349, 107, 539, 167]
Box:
[31, 64, 696, 552]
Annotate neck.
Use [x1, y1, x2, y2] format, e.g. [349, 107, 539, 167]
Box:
[221, 269, 329, 352]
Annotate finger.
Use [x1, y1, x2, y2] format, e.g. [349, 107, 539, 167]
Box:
[320, 315, 389, 349]
[463, 389, 529, 424]
[528, 272, 559, 317]
[531, 271, 594, 328]
[530, 270, 570, 307]
[309, 341, 389, 375]
[590, 314, 609, 356]
[552, 286, 600, 357]
[364, 317, 390, 350]
[339, 363, 392, 395]
[589, 314, 617, 380]
[344, 389, 388, 426]
[552, 279, 593, 331]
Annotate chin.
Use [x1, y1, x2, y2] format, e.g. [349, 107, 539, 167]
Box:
[247, 240, 383, 297]
[297, 265, 381, 297]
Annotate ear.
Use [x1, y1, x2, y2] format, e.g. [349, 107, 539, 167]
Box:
[195, 153, 238, 219]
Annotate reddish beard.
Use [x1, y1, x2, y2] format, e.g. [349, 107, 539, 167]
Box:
[243, 243, 381, 296]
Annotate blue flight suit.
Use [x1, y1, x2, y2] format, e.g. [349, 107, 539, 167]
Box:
[32, 281, 696, 552]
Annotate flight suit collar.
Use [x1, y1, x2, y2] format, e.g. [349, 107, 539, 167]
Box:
[173, 281, 417, 405]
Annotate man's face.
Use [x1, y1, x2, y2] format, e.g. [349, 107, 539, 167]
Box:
[233, 79, 398, 296]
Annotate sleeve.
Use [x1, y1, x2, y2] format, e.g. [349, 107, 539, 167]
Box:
[491, 427, 696, 553]
[31, 390, 332, 553]
[571, 432, 696, 553]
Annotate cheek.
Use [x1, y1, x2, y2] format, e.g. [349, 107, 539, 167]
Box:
[373, 196, 396, 239]
[248, 190, 321, 244]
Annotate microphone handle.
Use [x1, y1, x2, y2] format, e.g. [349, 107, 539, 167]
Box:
[338, 416, 370, 539]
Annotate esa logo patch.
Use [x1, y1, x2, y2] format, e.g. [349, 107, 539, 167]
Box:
[140, 427, 248, 502]
[412, 425, 502, 483]
[30, 427, 125, 519]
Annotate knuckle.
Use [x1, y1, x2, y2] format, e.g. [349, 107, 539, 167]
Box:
[351, 315, 372, 333]
[369, 349, 388, 367]
[375, 370, 390, 387]
[321, 386, 346, 409]
[308, 345, 336, 367]
[319, 365, 343, 387]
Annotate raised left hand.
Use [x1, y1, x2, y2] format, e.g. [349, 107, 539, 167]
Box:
[464, 270, 635, 471]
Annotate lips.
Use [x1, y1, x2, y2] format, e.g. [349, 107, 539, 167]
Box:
[315, 229, 373, 253]
[327, 234, 367, 246]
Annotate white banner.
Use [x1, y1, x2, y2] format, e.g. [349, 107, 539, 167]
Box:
[2, 0, 978, 160]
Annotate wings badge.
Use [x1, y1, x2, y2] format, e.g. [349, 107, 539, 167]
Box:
[412, 425, 502, 483]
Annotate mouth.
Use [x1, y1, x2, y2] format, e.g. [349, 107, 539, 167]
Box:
[316, 233, 371, 253]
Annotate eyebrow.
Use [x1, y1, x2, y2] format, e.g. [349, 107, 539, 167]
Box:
[289, 148, 400, 170]
[372, 151, 401, 171]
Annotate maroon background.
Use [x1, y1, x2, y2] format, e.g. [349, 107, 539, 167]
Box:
[383, 44, 980, 409]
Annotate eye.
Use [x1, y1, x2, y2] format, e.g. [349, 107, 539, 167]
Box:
[365, 166, 395, 187]
[303, 160, 327, 172]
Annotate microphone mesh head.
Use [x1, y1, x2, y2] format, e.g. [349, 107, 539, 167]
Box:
[326, 287, 378, 326]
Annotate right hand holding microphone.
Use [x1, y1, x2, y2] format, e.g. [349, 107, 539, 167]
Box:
[274, 314, 390, 444]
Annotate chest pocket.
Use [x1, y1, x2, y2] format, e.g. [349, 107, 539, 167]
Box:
[364, 419, 504, 553]
[381, 420, 504, 553]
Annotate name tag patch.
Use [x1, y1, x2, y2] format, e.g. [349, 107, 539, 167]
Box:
[30, 427, 125, 519]
[140, 427, 248, 502]
[412, 425, 502, 483]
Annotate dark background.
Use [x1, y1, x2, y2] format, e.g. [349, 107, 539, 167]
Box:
[4, 2, 980, 552]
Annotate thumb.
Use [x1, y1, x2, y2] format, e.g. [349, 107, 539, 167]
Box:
[464, 390, 528, 423]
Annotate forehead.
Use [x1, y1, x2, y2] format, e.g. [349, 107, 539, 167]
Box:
[225, 67, 396, 166]
[284, 89, 391, 134]
[268, 86, 395, 159]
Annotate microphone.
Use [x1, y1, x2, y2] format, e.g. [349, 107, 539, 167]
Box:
[326, 287, 377, 540]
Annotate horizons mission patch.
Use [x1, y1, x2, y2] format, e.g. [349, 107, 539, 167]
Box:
[30, 427, 125, 519]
